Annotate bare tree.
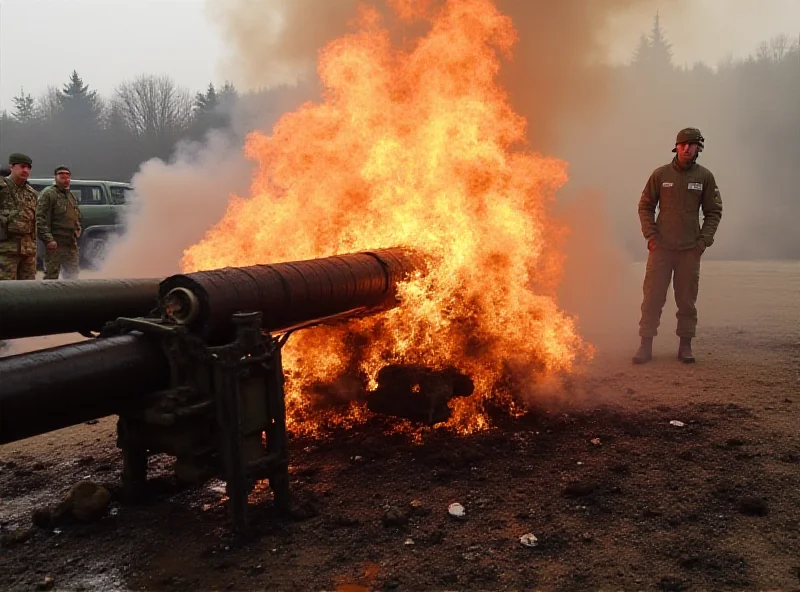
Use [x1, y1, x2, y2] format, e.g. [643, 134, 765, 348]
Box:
[113, 74, 193, 146]
[752, 35, 793, 63]
[769, 34, 790, 62]
[36, 85, 62, 121]
[754, 40, 771, 62]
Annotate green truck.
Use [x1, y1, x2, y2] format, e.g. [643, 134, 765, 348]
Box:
[28, 178, 132, 268]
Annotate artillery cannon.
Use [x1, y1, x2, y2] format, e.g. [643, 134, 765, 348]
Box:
[0, 248, 425, 532]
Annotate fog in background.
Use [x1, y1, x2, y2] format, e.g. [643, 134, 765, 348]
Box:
[1, 0, 797, 350]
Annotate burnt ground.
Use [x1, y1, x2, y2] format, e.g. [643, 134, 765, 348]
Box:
[1, 261, 799, 591]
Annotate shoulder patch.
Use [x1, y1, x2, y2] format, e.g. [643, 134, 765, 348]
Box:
[688, 182, 703, 191]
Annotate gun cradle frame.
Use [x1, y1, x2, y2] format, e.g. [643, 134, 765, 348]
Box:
[109, 312, 290, 533]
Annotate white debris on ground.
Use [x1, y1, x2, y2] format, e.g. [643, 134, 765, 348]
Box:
[448, 502, 465, 518]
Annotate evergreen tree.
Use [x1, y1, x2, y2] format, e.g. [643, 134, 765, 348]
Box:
[630, 13, 673, 71]
[631, 34, 651, 67]
[218, 81, 238, 106]
[186, 81, 240, 141]
[194, 82, 219, 114]
[11, 88, 37, 123]
[58, 70, 103, 127]
[648, 12, 673, 70]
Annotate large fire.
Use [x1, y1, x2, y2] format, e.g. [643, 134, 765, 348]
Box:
[182, 0, 590, 433]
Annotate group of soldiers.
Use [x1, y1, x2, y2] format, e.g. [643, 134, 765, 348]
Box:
[0, 152, 82, 281]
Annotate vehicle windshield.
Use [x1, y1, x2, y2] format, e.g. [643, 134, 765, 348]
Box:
[109, 186, 133, 204]
[30, 182, 51, 193]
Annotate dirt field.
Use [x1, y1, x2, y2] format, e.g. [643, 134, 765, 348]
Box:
[1, 260, 798, 591]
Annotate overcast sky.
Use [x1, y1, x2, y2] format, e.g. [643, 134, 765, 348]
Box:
[0, 0, 798, 111]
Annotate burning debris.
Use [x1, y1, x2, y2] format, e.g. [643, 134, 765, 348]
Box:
[303, 362, 473, 426]
[181, 0, 589, 434]
[367, 364, 474, 425]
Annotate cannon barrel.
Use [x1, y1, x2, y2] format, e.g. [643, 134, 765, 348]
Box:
[160, 248, 423, 343]
[0, 248, 423, 444]
[0, 334, 170, 444]
[0, 278, 161, 340]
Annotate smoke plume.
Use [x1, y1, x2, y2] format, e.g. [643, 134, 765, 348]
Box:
[104, 0, 681, 281]
[208, 0, 675, 150]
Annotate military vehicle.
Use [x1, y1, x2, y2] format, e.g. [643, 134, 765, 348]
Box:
[28, 178, 132, 269]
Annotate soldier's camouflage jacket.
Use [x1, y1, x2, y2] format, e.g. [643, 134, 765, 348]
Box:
[0, 176, 38, 257]
[638, 158, 723, 251]
[37, 185, 81, 246]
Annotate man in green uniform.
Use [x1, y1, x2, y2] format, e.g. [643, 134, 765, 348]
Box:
[0, 153, 38, 280]
[633, 128, 723, 364]
[37, 165, 82, 279]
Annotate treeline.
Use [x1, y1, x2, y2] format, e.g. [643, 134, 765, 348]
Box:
[0, 72, 239, 180]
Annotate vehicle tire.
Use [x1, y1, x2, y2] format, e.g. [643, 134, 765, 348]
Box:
[84, 236, 109, 269]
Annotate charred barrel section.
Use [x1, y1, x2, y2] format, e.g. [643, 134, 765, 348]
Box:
[159, 248, 423, 342]
[0, 278, 160, 340]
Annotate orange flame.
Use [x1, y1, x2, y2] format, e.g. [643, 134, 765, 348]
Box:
[182, 0, 590, 433]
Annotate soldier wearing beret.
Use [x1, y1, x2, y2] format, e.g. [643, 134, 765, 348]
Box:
[0, 153, 38, 280]
[633, 128, 723, 364]
[37, 165, 81, 279]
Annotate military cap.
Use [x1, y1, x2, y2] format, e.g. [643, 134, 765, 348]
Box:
[672, 128, 704, 152]
[54, 165, 71, 175]
[8, 152, 32, 166]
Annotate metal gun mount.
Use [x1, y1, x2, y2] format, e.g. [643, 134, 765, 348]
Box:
[106, 312, 289, 533]
[0, 248, 425, 533]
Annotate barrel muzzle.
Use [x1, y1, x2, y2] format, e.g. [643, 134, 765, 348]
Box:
[163, 287, 201, 325]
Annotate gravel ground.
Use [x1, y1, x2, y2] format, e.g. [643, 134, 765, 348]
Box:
[1, 260, 798, 591]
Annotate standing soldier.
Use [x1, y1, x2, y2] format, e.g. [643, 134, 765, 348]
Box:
[633, 128, 723, 364]
[37, 165, 82, 280]
[0, 153, 38, 280]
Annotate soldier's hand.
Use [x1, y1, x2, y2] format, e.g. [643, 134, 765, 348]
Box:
[46, 241, 57, 251]
[647, 236, 659, 251]
[694, 240, 706, 256]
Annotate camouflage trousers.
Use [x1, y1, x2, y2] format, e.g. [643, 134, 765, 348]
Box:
[638, 247, 702, 338]
[44, 244, 80, 280]
[0, 253, 36, 280]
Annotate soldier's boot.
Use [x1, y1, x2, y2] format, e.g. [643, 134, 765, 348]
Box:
[677, 337, 695, 364]
[632, 337, 653, 364]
